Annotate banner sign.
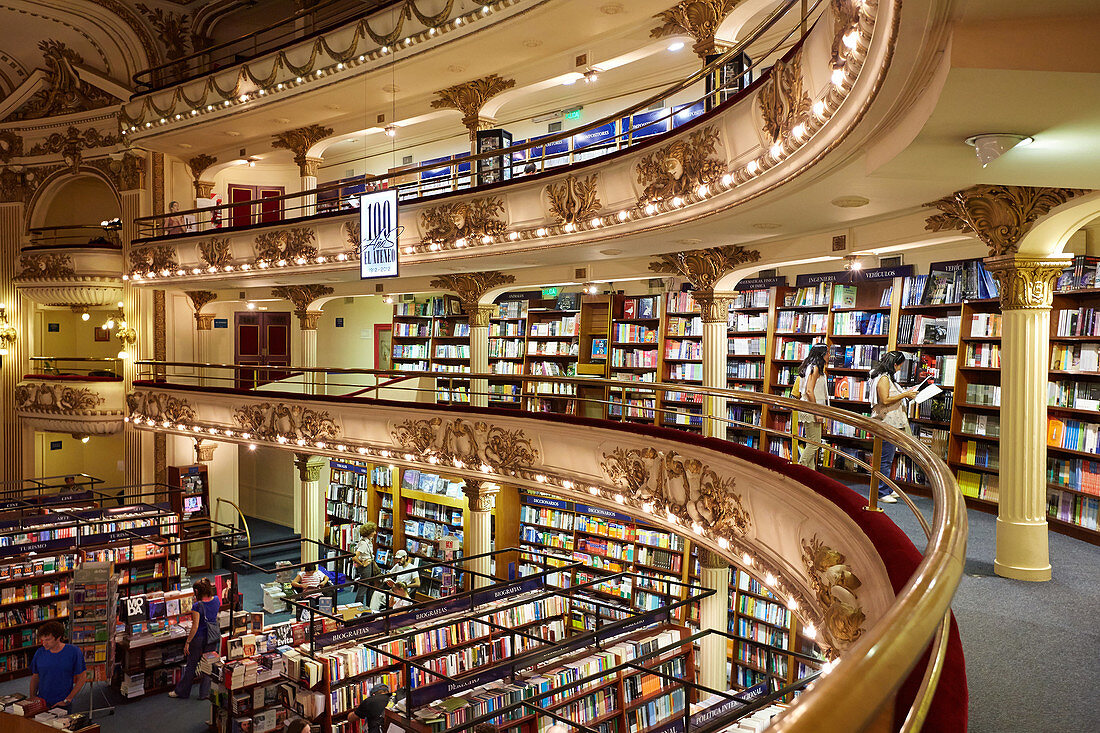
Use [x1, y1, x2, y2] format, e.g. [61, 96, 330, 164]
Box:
[736, 276, 787, 291]
[688, 681, 771, 728]
[861, 265, 913, 280]
[0, 491, 93, 511]
[930, 258, 981, 272]
[574, 503, 631, 522]
[359, 189, 399, 279]
[330, 461, 370, 474]
[796, 266, 911, 287]
[795, 271, 843, 287]
[524, 495, 568, 510]
[0, 524, 159, 559]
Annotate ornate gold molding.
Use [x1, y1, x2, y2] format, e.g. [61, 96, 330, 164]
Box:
[187, 153, 218, 182]
[420, 197, 508, 247]
[294, 452, 325, 482]
[126, 392, 197, 423]
[15, 252, 76, 280]
[546, 174, 601, 226]
[831, 0, 865, 69]
[271, 284, 334, 320]
[983, 255, 1069, 310]
[15, 383, 105, 413]
[601, 446, 751, 535]
[698, 548, 731, 570]
[9, 41, 116, 121]
[301, 157, 323, 178]
[234, 403, 341, 443]
[635, 126, 726, 204]
[391, 417, 540, 474]
[801, 535, 865, 649]
[430, 74, 516, 140]
[255, 227, 318, 262]
[195, 313, 215, 331]
[696, 294, 736, 324]
[429, 271, 515, 317]
[0, 130, 23, 163]
[136, 3, 193, 60]
[649, 245, 761, 292]
[649, 0, 740, 59]
[463, 480, 500, 512]
[194, 439, 217, 463]
[195, 180, 215, 199]
[271, 124, 334, 173]
[758, 49, 812, 143]
[924, 185, 1089, 257]
[27, 127, 117, 172]
[130, 244, 178, 273]
[299, 310, 324, 331]
[185, 290, 217, 313]
[198, 237, 232, 268]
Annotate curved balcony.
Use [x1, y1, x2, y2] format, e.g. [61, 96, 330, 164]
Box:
[16, 225, 124, 307]
[16, 358, 126, 437]
[127, 361, 967, 732]
[123, 0, 899, 286]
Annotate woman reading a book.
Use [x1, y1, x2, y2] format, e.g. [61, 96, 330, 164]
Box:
[169, 578, 221, 699]
[796, 343, 829, 470]
[30, 620, 87, 710]
[869, 351, 920, 504]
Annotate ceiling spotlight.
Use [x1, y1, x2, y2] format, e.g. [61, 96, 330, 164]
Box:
[667, 41, 685, 52]
[964, 133, 1033, 168]
[583, 69, 599, 83]
[384, 125, 397, 137]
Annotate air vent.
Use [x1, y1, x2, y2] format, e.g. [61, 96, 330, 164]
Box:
[548, 121, 562, 133]
[239, 291, 246, 299]
[344, 297, 353, 304]
[402, 155, 413, 165]
[400, 294, 415, 302]
[757, 268, 778, 278]
[832, 234, 847, 252]
[375, 284, 385, 293]
[575, 53, 588, 68]
[575, 267, 588, 279]
[239, 148, 246, 158]
[648, 102, 664, 111]
[880, 255, 903, 268]
[345, 169, 355, 178]
[377, 113, 386, 124]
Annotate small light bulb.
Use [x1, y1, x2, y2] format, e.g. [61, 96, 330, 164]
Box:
[832, 68, 847, 86]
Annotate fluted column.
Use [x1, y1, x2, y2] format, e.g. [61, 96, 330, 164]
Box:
[299, 311, 321, 395]
[986, 255, 1069, 581]
[301, 157, 322, 217]
[196, 314, 214, 385]
[697, 293, 733, 439]
[469, 305, 494, 408]
[295, 453, 326, 562]
[463, 481, 499, 589]
[698, 549, 731, 690]
[120, 190, 148, 493]
[0, 203, 27, 485]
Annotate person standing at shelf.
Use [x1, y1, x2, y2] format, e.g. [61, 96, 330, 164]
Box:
[348, 683, 392, 733]
[796, 343, 830, 470]
[168, 578, 221, 699]
[869, 351, 920, 504]
[353, 522, 382, 608]
[29, 620, 87, 710]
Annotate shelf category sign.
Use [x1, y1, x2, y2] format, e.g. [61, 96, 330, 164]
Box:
[794, 265, 912, 287]
[359, 189, 399, 279]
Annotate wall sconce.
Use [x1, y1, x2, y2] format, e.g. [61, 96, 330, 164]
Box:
[101, 301, 136, 359]
[0, 305, 17, 357]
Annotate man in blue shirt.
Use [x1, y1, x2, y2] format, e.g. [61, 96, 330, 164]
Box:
[30, 620, 87, 709]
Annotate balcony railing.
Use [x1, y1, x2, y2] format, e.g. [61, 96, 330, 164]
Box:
[25, 225, 121, 250]
[132, 357, 966, 732]
[132, 0, 824, 241]
[28, 357, 124, 380]
[133, 0, 398, 93]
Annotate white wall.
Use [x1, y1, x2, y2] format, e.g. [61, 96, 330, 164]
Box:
[34, 431, 126, 488]
[238, 446, 295, 527]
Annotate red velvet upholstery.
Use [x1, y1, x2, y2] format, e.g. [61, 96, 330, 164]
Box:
[135, 381, 968, 730]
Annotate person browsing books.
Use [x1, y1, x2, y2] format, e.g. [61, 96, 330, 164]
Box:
[29, 620, 87, 709]
[796, 343, 829, 470]
[348, 683, 392, 733]
[869, 351, 920, 504]
[353, 523, 381, 608]
[169, 578, 221, 699]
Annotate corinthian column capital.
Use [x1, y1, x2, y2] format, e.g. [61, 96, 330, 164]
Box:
[984, 255, 1072, 310]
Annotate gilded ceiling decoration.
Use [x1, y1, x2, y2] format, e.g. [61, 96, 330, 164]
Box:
[197, 237, 232, 268]
[420, 197, 508, 246]
[254, 227, 318, 262]
[130, 245, 178, 273]
[649, 0, 741, 58]
[801, 535, 865, 649]
[648, 244, 761, 292]
[186, 153, 218, 181]
[983, 257, 1069, 311]
[343, 220, 361, 253]
[0, 131, 23, 163]
[545, 174, 601, 226]
[126, 392, 197, 423]
[391, 417, 540, 474]
[364, 0, 457, 46]
[757, 49, 812, 144]
[136, 4, 193, 60]
[15, 383, 105, 413]
[635, 126, 726, 204]
[271, 284, 334, 317]
[271, 124, 334, 169]
[15, 252, 76, 280]
[601, 446, 751, 535]
[831, 0, 864, 69]
[430, 74, 516, 139]
[7, 41, 116, 121]
[233, 403, 341, 443]
[185, 290, 217, 313]
[27, 127, 118, 172]
[923, 185, 1089, 257]
[428, 271, 516, 310]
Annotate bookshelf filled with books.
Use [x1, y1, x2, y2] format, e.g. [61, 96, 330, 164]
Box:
[608, 294, 663, 425]
[325, 461, 395, 569]
[662, 290, 704, 431]
[431, 308, 471, 404]
[488, 299, 528, 407]
[726, 283, 775, 449]
[523, 295, 582, 413]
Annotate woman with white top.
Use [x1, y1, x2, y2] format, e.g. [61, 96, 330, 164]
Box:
[869, 351, 920, 504]
[796, 344, 830, 469]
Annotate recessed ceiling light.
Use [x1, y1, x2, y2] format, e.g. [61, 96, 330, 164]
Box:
[667, 42, 685, 52]
[963, 133, 1034, 167]
[600, 248, 622, 255]
[831, 196, 870, 208]
[600, 2, 623, 13]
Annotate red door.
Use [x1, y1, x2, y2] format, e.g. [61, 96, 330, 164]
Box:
[235, 312, 291, 389]
[226, 185, 285, 227]
[229, 185, 254, 228]
[259, 188, 283, 223]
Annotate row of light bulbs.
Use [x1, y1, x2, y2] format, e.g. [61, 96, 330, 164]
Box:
[121, 4, 501, 135]
[126, 409, 817, 639]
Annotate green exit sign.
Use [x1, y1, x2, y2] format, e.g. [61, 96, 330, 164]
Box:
[541, 287, 560, 298]
[564, 109, 582, 120]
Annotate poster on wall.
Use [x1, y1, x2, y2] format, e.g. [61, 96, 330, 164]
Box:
[359, 189, 400, 279]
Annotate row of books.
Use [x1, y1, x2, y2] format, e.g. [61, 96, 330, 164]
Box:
[488, 339, 524, 358]
[529, 341, 578, 356]
[622, 296, 660, 319]
[730, 312, 768, 331]
[896, 314, 961, 345]
[965, 343, 1001, 368]
[0, 554, 76, 581]
[393, 345, 429, 358]
[1055, 307, 1100, 337]
[666, 339, 702, 360]
[959, 440, 998, 469]
[398, 469, 464, 497]
[787, 283, 831, 307]
[774, 337, 817, 361]
[1047, 489, 1100, 531]
[830, 344, 885, 370]
[961, 413, 1000, 437]
[1047, 417, 1100, 454]
[434, 322, 471, 337]
[611, 349, 659, 368]
[434, 345, 470, 359]
[727, 362, 765, 379]
[776, 311, 826, 334]
[530, 317, 578, 337]
[957, 469, 998, 500]
[1055, 255, 1100, 290]
[395, 297, 462, 317]
[1047, 457, 1100, 495]
[666, 315, 702, 336]
[964, 384, 1001, 407]
[394, 322, 429, 336]
[970, 312, 1002, 338]
[1048, 380, 1100, 411]
[1051, 343, 1100, 372]
[489, 321, 525, 337]
[669, 363, 703, 381]
[831, 311, 890, 336]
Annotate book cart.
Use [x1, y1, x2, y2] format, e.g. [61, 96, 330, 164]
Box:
[241, 546, 819, 733]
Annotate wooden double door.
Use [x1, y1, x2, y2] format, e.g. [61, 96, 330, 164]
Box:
[235, 312, 291, 389]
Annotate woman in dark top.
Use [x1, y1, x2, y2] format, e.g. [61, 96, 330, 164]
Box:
[169, 578, 221, 699]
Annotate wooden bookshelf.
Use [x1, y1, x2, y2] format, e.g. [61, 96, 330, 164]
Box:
[662, 291, 704, 432]
[726, 286, 773, 450]
[609, 294, 663, 426]
[488, 300, 528, 407]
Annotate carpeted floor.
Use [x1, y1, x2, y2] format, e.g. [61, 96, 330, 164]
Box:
[2, 505, 1098, 732]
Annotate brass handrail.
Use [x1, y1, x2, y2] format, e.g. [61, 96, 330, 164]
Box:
[215, 497, 253, 561]
[133, 359, 966, 732]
